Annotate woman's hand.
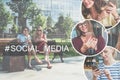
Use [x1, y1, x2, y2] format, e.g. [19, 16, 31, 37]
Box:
[85, 37, 92, 48]
[103, 69, 113, 80]
[80, 37, 98, 53]
[86, 37, 98, 49]
[90, 37, 98, 50]
[92, 69, 101, 80]
[106, 2, 119, 21]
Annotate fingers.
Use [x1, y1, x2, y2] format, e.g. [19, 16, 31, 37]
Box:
[108, 2, 115, 7]
[85, 37, 98, 49]
[103, 69, 110, 75]
[90, 38, 98, 49]
[92, 69, 101, 77]
[85, 36, 92, 46]
[105, 2, 117, 14]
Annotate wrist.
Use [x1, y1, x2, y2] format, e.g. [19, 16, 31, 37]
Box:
[106, 74, 112, 80]
[108, 76, 112, 80]
[93, 75, 97, 80]
[80, 45, 88, 53]
[83, 45, 89, 50]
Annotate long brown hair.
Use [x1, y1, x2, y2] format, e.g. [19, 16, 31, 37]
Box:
[82, 0, 107, 18]
[116, 32, 120, 51]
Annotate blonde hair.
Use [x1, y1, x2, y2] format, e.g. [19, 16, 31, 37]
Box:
[33, 26, 43, 40]
[106, 46, 116, 57]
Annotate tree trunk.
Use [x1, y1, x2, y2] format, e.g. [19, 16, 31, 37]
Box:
[18, 17, 27, 30]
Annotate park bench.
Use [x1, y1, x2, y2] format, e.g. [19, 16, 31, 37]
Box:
[0, 38, 15, 56]
[0, 38, 25, 72]
[33, 40, 64, 62]
[0, 39, 64, 72]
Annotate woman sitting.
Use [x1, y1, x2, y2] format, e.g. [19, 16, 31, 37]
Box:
[33, 26, 52, 69]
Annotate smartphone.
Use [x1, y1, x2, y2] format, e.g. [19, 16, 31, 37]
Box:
[92, 65, 99, 71]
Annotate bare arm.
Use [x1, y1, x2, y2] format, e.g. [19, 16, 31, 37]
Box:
[33, 34, 47, 43]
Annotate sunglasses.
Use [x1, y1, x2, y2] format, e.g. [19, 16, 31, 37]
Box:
[37, 30, 42, 31]
[24, 29, 28, 31]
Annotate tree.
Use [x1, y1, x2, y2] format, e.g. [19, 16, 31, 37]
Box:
[0, 1, 12, 33]
[46, 16, 53, 33]
[54, 15, 64, 33]
[7, 0, 41, 30]
[54, 15, 74, 39]
[63, 16, 74, 39]
[11, 24, 18, 34]
[47, 16, 52, 28]
[31, 14, 46, 29]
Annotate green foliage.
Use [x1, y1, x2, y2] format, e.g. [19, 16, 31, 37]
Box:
[55, 15, 64, 32]
[46, 16, 54, 33]
[47, 16, 52, 27]
[11, 24, 18, 33]
[63, 16, 74, 39]
[54, 15, 74, 39]
[25, 3, 41, 19]
[56, 42, 79, 57]
[7, 0, 41, 29]
[31, 14, 46, 29]
[7, 0, 33, 16]
[0, 1, 12, 33]
[0, 56, 3, 63]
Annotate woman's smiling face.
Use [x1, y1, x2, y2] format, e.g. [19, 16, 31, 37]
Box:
[83, 0, 94, 9]
[79, 22, 88, 33]
[23, 28, 29, 36]
[100, 47, 114, 62]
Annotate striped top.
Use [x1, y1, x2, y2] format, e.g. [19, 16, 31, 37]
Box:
[97, 62, 120, 80]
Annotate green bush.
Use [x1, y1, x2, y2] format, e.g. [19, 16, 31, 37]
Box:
[56, 42, 80, 57]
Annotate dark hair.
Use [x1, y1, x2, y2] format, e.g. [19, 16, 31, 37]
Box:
[94, 0, 107, 13]
[22, 27, 29, 32]
[82, 0, 107, 18]
[82, 3, 90, 18]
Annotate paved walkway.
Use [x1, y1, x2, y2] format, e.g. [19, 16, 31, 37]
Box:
[85, 69, 93, 80]
[0, 56, 88, 80]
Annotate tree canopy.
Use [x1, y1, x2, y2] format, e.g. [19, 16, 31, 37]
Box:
[0, 1, 12, 33]
[7, 0, 41, 30]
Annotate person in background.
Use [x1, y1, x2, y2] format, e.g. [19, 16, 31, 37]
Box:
[33, 26, 52, 69]
[17, 27, 42, 69]
[82, 0, 120, 28]
[92, 46, 120, 80]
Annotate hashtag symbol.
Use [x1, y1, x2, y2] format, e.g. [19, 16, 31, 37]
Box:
[5, 46, 10, 52]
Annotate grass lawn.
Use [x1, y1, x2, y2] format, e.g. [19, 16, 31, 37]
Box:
[48, 38, 71, 42]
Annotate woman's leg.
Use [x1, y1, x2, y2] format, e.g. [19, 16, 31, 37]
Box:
[28, 45, 42, 66]
[44, 44, 52, 69]
[32, 50, 42, 64]
[28, 51, 32, 68]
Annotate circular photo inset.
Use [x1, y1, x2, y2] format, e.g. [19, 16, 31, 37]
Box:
[71, 19, 108, 56]
[107, 22, 120, 52]
[82, 0, 120, 29]
[84, 46, 120, 80]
